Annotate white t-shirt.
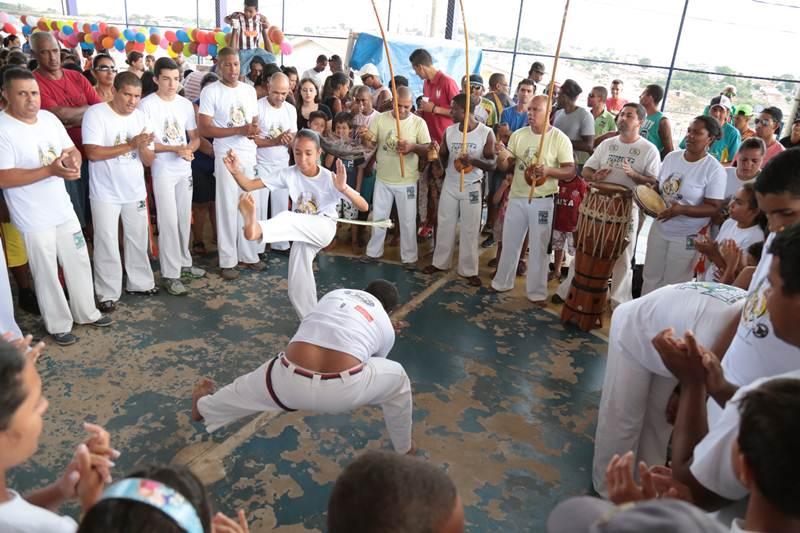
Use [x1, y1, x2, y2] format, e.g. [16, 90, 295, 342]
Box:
[702, 218, 765, 282]
[584, 135, 661, 190]
[291, 288, 395, 362]
[82, 103, 153, 204]
[0, 111, 76, 233]
[301, 68, 330, 93]
[255, 98, 297, 168]
[691, 369, 800, 501]
[613, 282, 746, 377]
[443, 122, 492, 187]
[718, 232, 800, 389]
[724, 167, 756, 204]
[553, 106, 595, 164]
[0, 489, 77, 533]
[256, 164, 347, 218]
[353, 109, 379, 129]
[198, 80, 257, 156]
[656, 150, 727, 239]
[137, 93, 197, 179]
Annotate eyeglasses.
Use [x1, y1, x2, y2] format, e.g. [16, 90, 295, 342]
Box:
[755, 118, 773, 126]
[94, 66, 117, 73]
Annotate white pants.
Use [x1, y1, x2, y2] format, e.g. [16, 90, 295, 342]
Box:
[91, 199, 155, 303]
[256, 163, 290, 252]
[641, 222, 698, 295]
[215, 153, 260, 268]
[198, 354, 413, 453]
[0, 236, 22, 339]
[153, 175, 193, 279]
[258, 211, 336, 319]
[592, 317, 677, 497]
[432, 180, 482, 277]
[491, 196, 554, 301]
[367, 181, 418, 264]
[556, 204, 639, 306]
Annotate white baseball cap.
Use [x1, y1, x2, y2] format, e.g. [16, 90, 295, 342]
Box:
[358, 63, 380, 79]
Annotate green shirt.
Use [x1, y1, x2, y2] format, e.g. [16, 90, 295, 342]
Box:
[508, 126, 574, 199]
[369, 111, 431, 186]
[640, 111, 665, 153]
[594, 109, 617, 137]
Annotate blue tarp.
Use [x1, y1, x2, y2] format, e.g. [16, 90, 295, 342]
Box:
[349, 32, 482, 99]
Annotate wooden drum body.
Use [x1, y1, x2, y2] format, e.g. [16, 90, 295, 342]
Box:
[561, 182, 632, 331]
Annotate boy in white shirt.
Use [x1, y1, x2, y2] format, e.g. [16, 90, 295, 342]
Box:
[138, 58, 205, 296]
[198, 47, 262, 280]
[83, 72, 157, 312]
[254, 72, 296, 254]
[0, 69, 110, 346]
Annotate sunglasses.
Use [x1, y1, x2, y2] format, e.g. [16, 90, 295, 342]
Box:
[755, 118, 773, 126]
[94, 66, 117, 73]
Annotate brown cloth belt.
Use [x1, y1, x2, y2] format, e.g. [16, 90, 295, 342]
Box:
[279, 355, 365, 380]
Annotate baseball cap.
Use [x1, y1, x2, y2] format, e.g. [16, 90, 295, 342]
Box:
[468, 74, 484, 87]
[709, 95, 732, 111]
[547, 497, 727, 533]
[762, 106, 783, 123]
[736, 103, 754, 117]
[531, 61, 546, 74]
[358, 63, 380, 79]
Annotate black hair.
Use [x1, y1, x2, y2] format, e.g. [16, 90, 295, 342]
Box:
[528, 61, 545, 77]
[761, 106, 783, 126]
[249, 55, 268, 73]
[738, 183, 768, 235]
[200, 72, 219, 89]
[307, 110, 328, 125]
[322, 72, 350, 101]
[754, 149, 800, 198]
[217, 46, 237, 60]
[316, 54, 328, 64]
[299, 77, 321, 102]
[409, 48, 433, 67]
[113, 71, 142, 92]
[739, 136, 766, 155]
[692, 115, 722, 142]
[451, 92, 478, 114]
[6, 51, 27, 67]
[78, 464, 212, 533]
[768, 223, 800, 295]
[611, 79, 623, 85]
[364, 279, 399, 312]
[3, 35, 19, 48]
[737, 378, 800, 518]
[125, 51, 143, 66]
[153, 57, 179, 78]
[141, 71, 158, 96]
[392, 75, 408, 88]
[332, 111, 354, 129]
[747, 241, 764, 263]
[621, 102, 646, 121]
[281, 65, 298, 77]
[82, 69, 97, 87]
[488, 72, 505, 89]
[294, 128, 322, 148]
[27, 59, 37, 71]
[328, 450, 457, 533]
[92, 53, 114, 70]
[244, 0, 258, 8]
[559, 79, 582, 99]
[258, 63, 281, 86]
[644, 84, 664, 105]
[63, 63, 82, 73]
[0, 340, 27, 431]
[2, 67, 34, 90]
[516, 78, 535, 92]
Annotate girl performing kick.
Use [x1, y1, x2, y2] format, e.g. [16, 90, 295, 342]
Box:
[224, 128, 368, 318]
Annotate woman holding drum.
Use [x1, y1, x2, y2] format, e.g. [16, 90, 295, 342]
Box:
[641, 116, 727, 295]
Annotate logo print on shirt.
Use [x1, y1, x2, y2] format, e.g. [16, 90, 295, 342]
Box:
[114, 133, 138, 160]
[294, 191, 318, 215]
[162, 117, 183, 144]
[661, 173, 683, 198]
[741, 278, 770, 339]
[227, 103, 247, 128]
[38, 144, 58, 167]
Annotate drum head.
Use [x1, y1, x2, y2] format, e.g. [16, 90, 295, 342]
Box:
[590, 182, 632, 197]
[634, 185, 667, 217]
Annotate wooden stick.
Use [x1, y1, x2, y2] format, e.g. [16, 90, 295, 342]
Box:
[370, 0, 405, 178]
[528, 0, 571, 203]
[458, 0, 469, 193]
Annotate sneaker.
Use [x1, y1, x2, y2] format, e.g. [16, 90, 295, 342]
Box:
[481, 235, 495, 248]
[241, 261, 267, 272]
[181, 266, 207, 279]
[52, 332, 78, 346]
[163, 278, 188, 296]
[125, 287, 159, 296]
[221, 268, 240, 280]
[359, 256, 377, 264]
[90, 315, 114, 327]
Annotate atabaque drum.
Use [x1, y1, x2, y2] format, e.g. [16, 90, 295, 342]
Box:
[561, 182, 632, 331]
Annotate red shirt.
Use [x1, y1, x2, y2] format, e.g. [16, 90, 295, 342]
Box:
[606, 97, 628, 114]
[554, 176, 588, 233]
[34, 69, 102, 154]
[421, 70, 459, 143]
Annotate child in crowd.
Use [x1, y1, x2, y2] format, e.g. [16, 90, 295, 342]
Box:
[550, 173, 588, 281]
[224, 0, 275, 77]
[77, 464, 248, 533]
[418, 158, 444, 240]
[324, 112, 364, 252]
[695, 183, 766, 282]
[307, 110, 328, 136]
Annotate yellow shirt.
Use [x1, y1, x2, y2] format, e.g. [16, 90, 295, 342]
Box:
[369, 111, 431, 186]
[508, 126, 574, 199]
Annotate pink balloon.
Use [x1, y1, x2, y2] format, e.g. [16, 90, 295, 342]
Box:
[160, 37, 168, 49]
[0, 13, 9, 24]
[280, 41, 292, 55]
[197, 43, 208, 56]
[91, 30, 100, 40]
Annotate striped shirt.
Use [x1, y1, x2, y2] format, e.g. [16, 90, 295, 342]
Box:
[227, 12, 264, 50]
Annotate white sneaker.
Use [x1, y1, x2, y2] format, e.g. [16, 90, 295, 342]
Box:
[181, 266, 207, 279]
[163, 278, 188, 296]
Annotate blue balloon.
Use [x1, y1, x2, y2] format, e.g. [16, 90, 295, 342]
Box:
[135, 32, 146, 43]
[123, 28, 135, 40]
[222, 25, 231, 33]
[208, 44, 218, 56]
[114, 38, 125, 51]
[80, 42, 94, 50]
[90, 23, 99, 32]
[149, 27, 159, 35]
[61, 25, 74, 35]
[175, 29, 188, 42]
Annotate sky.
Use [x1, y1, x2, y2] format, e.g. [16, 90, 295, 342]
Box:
[18, 0, 800, 79]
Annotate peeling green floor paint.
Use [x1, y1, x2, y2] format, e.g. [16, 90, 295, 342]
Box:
[10, 252, 607, 532]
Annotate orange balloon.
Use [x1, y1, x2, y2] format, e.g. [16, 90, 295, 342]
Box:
[102, 36, 114, 49]
[108, 26, 120, 39]
[267, 26, 283, 44]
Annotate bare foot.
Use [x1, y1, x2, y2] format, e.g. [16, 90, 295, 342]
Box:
[392, 319, 410, 333]
[191, 378, 215, 422]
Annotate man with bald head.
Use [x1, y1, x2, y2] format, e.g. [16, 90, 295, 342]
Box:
[491, 95, 575, 302]
[31, 31, 102, 231]
[364, 86, 432, 266]
[254, 72, 297, 255]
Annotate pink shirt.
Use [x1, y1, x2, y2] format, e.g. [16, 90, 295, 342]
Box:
[421, 70, 459, 144]
[606, 97, 628, 114]
[762, 139, 786, 165]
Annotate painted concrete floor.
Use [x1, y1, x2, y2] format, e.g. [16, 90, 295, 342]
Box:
[10, 241, 608, 532]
